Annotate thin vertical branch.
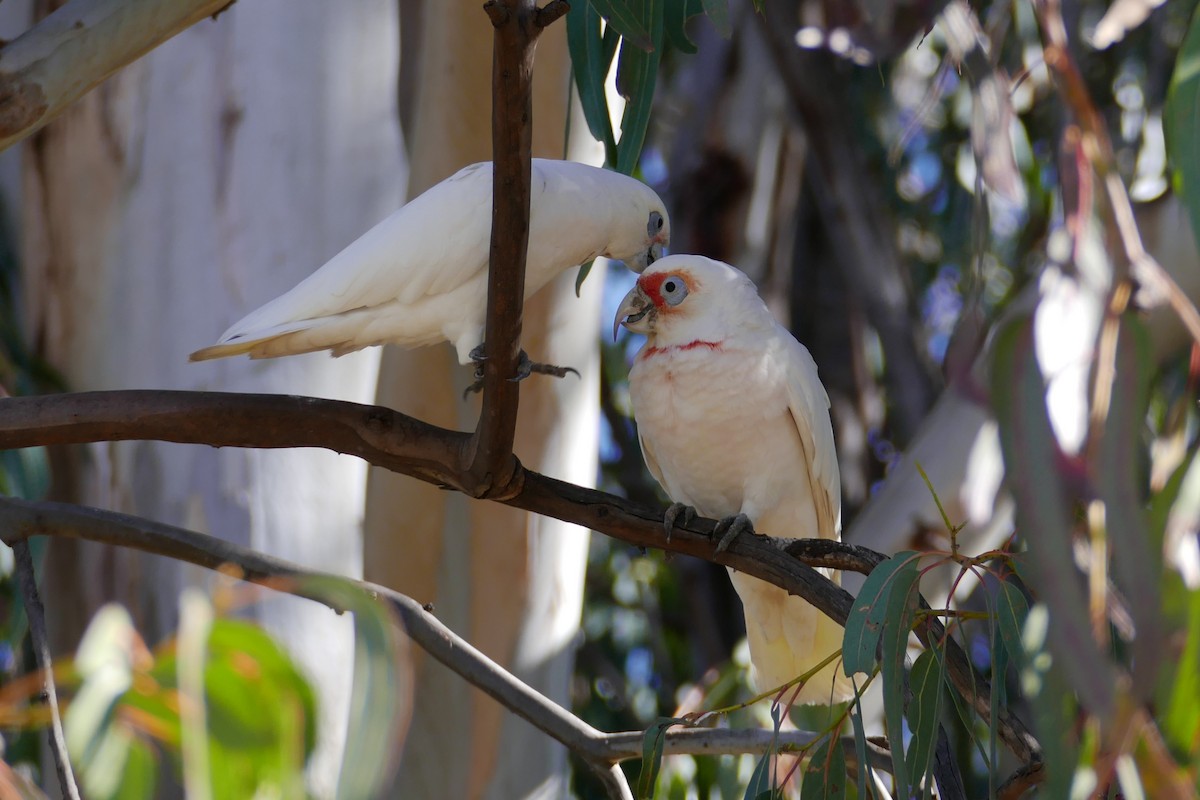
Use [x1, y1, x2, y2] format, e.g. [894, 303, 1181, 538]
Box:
[13, 540, 81, 800]
[466, 0, 568, 498]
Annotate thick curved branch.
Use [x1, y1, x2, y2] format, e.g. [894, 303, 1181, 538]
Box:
[0, 390, 469, 489]
[0, 0, 233, 151]
[0, 496, 886, 779]
[0, 389, 1040, 768]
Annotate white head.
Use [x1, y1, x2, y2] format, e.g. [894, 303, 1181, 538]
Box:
[603, 176, 671, 272]
[613, 255, 774, 345]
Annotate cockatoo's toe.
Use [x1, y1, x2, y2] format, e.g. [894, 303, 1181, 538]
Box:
[465, 349, 578, 395]
[662, 502, 697, 541]
[511, 350, 580, 382]
[462, 376, 484, 400]
[713, 513, 755, 553]
[468, 343, 488, 364]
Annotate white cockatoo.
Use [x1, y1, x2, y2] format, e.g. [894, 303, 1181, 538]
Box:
[616, 255, 853, 703]
[191, 159, 670, 376]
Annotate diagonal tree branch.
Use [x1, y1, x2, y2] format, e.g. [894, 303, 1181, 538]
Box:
[0, 495, 892, 784]
[0, 388, 1041, 770]
[0, 0, 234, 151]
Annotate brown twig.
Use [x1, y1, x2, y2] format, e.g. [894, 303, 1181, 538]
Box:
[997, 760, 1045, 800]
[466, 0, 557, 498]
[0, 389, 1041, 771]
[12, 540, 80, 800]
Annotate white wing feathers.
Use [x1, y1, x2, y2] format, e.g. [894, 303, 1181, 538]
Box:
[782, 335, 842, 539]
[217, 162, 494, 345]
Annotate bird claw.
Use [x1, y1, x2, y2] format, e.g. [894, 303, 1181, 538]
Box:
[713, 513, 754, 554]
[462, 378, 484, 400]
[508, 350, 580, 383]
[663, 502, 697, 542]
[462, 347, 578, 399]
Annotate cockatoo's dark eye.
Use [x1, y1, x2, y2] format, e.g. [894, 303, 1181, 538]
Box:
[648, 210, 664, 236]
[661, 276, 688, 306]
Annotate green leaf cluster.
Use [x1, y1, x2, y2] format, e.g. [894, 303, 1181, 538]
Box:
[64, 600, 317, 800]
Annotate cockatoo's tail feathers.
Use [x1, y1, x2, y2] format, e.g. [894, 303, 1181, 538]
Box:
[189, 340, 258, 362]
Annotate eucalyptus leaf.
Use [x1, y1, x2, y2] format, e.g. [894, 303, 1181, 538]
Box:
[1166, 2, 1200, 253]
[567, 0, 618, 158]
[575, 260, 595, 297]
[849, 683, 870, 800]
[1021, 604, 1079, 799]
[591, 0, 655, 51]
[663, 0, 703, 53]
[636, 717, 681, 797]
[700, 0, 731, 38]
[990, 317, 1116, 718]
[800, 735, 846, 800]
[743, 703, 783, 800]
[878, 555, 919, 798]
[905, 649, 942, 794]
[1164, 587, 1200, 756]
[841, 551, 920, 676]
[995, 579, 1029, 674]
[1095, 317, 1162, 693]
[291, 576, 407, 800]
[615, 0, 664, 176]
[66, 605, 136, 769]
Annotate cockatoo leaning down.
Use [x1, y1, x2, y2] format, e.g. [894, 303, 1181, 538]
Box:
[190, 159, 670, 385]
[616, 254, 854, 703]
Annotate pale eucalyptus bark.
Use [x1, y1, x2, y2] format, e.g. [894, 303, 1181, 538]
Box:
[7, 2, 404, 794]
[0, 0, 236, 151]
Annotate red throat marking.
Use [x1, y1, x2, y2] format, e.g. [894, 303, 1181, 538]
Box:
[639, 340, 723, 360]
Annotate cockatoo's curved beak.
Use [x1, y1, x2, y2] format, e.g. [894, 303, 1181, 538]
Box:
[627, 241, 664, 273]
[648, 241, 664, 265]
[614, 285, 653, 340]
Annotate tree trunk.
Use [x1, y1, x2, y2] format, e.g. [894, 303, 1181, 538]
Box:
[364, 2, 601, 797]
[8, 2, 404, 793]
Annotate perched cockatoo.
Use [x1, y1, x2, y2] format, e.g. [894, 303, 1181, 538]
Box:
[191, 159, 670, 377]
[616, 255, 853, 703]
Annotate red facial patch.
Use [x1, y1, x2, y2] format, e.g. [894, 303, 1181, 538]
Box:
[638, 271, 671, 308]
[638, 271, 697, 309]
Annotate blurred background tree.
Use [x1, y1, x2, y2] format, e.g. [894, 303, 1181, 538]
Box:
[575, 0, 1200, 796]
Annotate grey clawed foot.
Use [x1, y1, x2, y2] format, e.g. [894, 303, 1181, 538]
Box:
[713, 513, 754, 554]
[510, 350, 580, 382]
[462, 364, 487, 400]
[463, 347, 579, 399]
[463, 344, 489, 399]
[663, 502, 697, 542]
